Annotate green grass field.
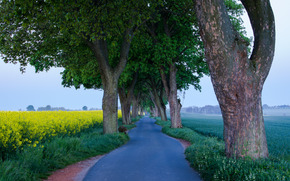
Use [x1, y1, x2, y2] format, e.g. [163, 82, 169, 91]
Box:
[180, 113, 290, 161]
[157, 113, 289, 180]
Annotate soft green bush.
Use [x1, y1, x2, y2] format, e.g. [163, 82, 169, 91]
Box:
[156, 120, 290, 181]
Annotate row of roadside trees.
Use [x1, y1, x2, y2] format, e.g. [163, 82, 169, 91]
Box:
[26, 105, 89, 111]
[0, 0, 275, 159]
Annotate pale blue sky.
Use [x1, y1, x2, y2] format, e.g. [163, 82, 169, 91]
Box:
[0, 0, 289, 111]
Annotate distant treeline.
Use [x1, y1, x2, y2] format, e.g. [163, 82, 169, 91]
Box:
[26, 105, 100, 111]
[262, 104, 290, 109]
[181, 105, 221, 115]
[182, 104, 290, 115]
[37, 105, 66, 111]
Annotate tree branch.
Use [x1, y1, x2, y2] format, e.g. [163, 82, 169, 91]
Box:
[241, 0, 275, 76]
[127, 71, 139, 99]
[160, 66, 170, 98]
[173, 46, 189, 62]
[194, 0, 236, 54]
[86, 39, 111, 79]
[115, 28, 134, 77]
[145, 23, 158, 43]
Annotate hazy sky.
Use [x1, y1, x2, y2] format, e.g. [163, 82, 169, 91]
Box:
[0, 0, 289, 111]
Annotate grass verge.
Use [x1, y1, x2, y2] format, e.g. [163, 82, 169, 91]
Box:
[156, 119, 289, 181]
[0, 118, 140, 181]
[118, 116, 141, 130]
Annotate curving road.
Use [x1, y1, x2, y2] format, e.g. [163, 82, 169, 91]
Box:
[83, 117, 201, 181]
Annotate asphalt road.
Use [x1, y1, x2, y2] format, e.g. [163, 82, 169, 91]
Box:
[83, 117, 201, 181]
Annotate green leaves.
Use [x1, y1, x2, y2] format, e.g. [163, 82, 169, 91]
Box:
[133, 0, 208, 92]
[0, 0, 160, 69]
[225, 0, 251, 46]
[0, 0, 244, 109]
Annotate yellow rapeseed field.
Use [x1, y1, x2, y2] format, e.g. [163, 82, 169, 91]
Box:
[0, 110, 122, 152]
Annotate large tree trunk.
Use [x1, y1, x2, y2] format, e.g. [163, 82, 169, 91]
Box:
[150, 95, 158, 117]
[194, 0, 275, 159]
[153, 104, 160, 117]
[149, 106, 154, 117]
[118, 73, 138, 124]
[150, 101, 160, 117]
[132, 93, 140, 118]
[150, 87, 167, 121]
[160, 64, 182, 128]
[87, 29, 133, 134]
[102, 78, 119, 133]
[140, 107, 144, 116]
[119, 88, 132, 125]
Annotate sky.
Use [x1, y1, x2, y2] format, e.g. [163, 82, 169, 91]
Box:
[0, 0, 289, 111]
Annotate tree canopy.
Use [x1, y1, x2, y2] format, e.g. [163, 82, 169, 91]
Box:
[0, 0, 254, 137]
[26, 105, 35, 111]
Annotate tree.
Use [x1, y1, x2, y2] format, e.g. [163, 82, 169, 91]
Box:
[26, 105, 35, 111]
[45, 105, 52, 111]
[131, 93, 141, 118]
[144, 0, 208, 128]
[0, 0, 159, 134]
[148, 77, 168, 121]
[118, 71, 138, 125]
[193, 0, 275, 159]
[131, 70, 155, 118]
[82, 106, 88, 111]
[127, 29, 169, 121]
[129, 54, 168, 120]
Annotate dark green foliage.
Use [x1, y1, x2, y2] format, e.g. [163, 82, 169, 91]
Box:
[224, 0, 252, 51]
[26, 105, 35, 111]
[61, 60, 102, 89]
[0, 124, 129, 181]
[156, 119, 289, 181]
[143, 0, 209, 91]
[82, 106, 88, 111]
[0, 0, 157, 69]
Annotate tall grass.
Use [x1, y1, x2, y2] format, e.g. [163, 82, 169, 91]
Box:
[156, 118, 290, 181]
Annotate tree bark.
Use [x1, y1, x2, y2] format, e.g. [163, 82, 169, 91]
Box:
[153, 104, 160, 117]
[150, 87, 167, 121]
[160, 64, 182, 128]
[87, 29, 133, 134]
[118, 88, 131, 125]
[102, 78, 119, 133]
[132, 93, 140, 118]
[140, 107, 144, 116]
[194, 0, 275, 159]
[138, 106, 141, 116]
[118, 73, 138, 125]
[149, 106, 154, 116]
[150, 99, 160, 117]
